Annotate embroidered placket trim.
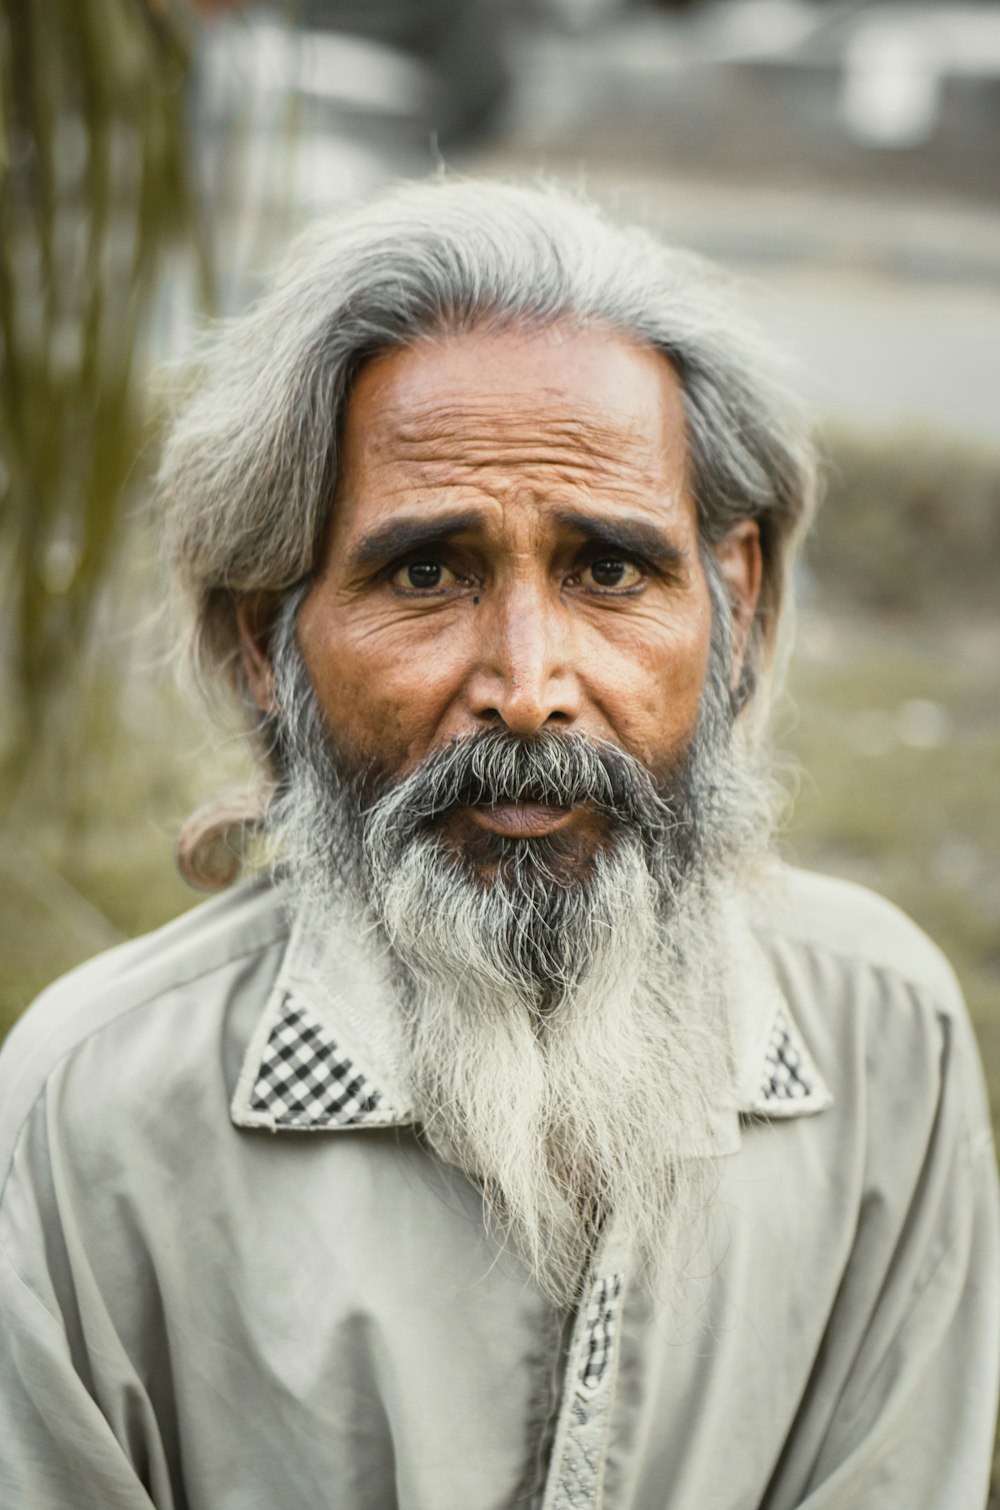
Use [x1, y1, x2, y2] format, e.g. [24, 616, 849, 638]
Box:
[579, 1274, 622, 1391]
[543, 1271, 625, 1510]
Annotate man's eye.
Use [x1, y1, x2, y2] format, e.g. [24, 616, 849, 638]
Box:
[391, 559, 455, 591]
[580, 558, 643, 590]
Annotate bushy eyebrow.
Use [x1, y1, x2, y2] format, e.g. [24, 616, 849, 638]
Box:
[347, 511, 483, 571]
[551, 509, 688, 573]
[345, 506, 689, 574]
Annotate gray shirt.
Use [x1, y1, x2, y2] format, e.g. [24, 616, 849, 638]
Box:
[1, 865, 997, 1509]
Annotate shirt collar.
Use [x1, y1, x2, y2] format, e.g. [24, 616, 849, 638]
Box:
[230, 884, 832, 1147]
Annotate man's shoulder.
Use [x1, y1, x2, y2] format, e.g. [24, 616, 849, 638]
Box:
[0, 876, 289, 1167]
[747, 866, 994, 1147]
[750, 863, 963, 1014]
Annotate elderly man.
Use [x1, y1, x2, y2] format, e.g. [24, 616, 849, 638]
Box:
[0, 180, 997, 1510]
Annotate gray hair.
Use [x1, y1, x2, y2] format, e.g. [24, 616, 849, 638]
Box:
[161, 176, 816, 715]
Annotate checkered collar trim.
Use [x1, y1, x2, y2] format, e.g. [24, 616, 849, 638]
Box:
[231, 897, 415, 1133]
[230, 894, 831, 1136]
[740, 1001, 832, 1118]
[722, 899, 833, 1121]
[231, 990, 410, 1132]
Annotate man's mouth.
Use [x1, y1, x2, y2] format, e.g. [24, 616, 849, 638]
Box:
[465, 802, 577, 839]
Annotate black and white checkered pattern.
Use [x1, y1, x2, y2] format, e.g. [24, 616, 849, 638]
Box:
[578, 1273, 623, 1391]
[760, 1006, 814, 1103]
[248, 997, 382, 1128]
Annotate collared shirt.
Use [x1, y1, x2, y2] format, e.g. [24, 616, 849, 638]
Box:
[0, 864, 997, 1509]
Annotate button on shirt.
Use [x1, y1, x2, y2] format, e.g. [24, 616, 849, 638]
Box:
[0, 865, 997, 1509]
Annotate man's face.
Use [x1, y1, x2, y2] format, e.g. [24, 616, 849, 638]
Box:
[261, 324, 759, 864]
[243, 324, 769, 1299]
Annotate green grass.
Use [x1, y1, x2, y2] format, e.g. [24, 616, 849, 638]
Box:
[780, 618, 1000, 1126]
[0, 674, 251, 1037]
[810, 428, 1000, 617]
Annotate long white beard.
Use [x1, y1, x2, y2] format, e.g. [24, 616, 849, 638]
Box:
[379, 830, 733, 1303]
[266, 593, 774, 1305]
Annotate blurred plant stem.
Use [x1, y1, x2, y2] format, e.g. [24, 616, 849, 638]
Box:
[0, 0, 211, 804]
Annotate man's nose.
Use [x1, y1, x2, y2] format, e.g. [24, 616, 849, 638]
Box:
[464, 581, 582, 736]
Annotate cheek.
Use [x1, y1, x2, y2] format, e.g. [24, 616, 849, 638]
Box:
[587, 599, 714, 765]
[295, 601, 465, 767]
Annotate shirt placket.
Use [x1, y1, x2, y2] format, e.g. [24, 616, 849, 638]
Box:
[540, 1227, 629, 1510]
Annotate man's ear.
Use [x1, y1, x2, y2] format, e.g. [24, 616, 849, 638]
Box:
[711, 519, 762, 695]
[235, 592, 283, 714]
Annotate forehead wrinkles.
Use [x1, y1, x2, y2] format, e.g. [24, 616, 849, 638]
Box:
[371, 397, 677, 486]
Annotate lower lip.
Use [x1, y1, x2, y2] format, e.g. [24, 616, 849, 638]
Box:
[466, 803, 576, 838]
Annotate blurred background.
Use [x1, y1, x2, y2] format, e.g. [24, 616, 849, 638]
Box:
[1, 1, 998, 1477]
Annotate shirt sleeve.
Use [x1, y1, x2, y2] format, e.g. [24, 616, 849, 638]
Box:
[0, 1078, 178, 1510]
[0, 1238, 170, 1510]
[789, 1002, 1000, 1510]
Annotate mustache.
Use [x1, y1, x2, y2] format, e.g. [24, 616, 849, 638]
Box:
[360, 727, 683, 840]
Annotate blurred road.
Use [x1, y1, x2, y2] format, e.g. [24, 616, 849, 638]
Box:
[461, 5, 1000, 446]
[183, 1, 1000, 446]
[460, 163, 1000, 443]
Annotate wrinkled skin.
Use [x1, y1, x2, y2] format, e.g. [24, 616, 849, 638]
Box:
[238, 324, 761, 858]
